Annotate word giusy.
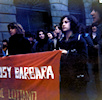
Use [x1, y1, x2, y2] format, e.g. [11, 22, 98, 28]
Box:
[0, 66, 54, 79]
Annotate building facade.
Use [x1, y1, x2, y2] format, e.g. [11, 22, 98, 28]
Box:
[0, 0, 98, 55]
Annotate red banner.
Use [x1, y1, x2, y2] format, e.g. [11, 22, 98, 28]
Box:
[0, 50, 61, 100]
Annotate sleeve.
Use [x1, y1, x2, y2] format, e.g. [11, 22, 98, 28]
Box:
[48, 40, 54, 51]
[76, 36, 88, 61]
[23, 38, 31, 53]
[85, 35, 94, 48]
[31, 42, 38, 53]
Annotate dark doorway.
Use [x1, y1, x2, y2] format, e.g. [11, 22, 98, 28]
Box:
[14, 0, 52, 34]
[68, 0, 86, 25]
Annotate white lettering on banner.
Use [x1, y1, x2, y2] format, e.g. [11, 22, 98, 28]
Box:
[0, 67, 11, 78]
[15, 66, 54, 79]
[0, 66, 54, 79]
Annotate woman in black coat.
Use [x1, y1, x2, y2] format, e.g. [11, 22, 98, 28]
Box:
[59, 15, 89, 87]
[32, 30, 54, 52]
[8, 22, 31, 55]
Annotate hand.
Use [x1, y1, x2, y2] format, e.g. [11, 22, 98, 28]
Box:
[59, 49, 68, 54]
[94, 44, 99, 49]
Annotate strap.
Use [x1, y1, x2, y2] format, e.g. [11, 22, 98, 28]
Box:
[78, 34, 81, 41]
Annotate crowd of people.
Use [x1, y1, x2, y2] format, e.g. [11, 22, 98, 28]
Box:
[1, 1, 102, 88]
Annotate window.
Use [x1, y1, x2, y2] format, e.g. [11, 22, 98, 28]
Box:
[99, 0, 102, 3]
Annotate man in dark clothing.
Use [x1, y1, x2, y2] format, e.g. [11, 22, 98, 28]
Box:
[90, 1, 102, 99]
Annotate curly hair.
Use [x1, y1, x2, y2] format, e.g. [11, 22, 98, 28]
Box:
[60, 15, 79, 34]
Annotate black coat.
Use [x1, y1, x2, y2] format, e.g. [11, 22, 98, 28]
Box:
[59, 33, 88, 81]
[59, 33, 88, 59]
[88, 32, 99, 58]
[8, 34, 31, 55]
[32, 39, 54, 52]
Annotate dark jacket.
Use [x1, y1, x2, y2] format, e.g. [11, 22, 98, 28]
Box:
[90, 32, 99, 45]
[59, 33, 88, 59]
[32, 39, 54, 52]
[97, 23, 102, 71]
[82, 33, 94, 48]
[97, 23, 102, 54]
[89, 32, 99, 58]
[59, 33, 88, 80]
[8, 34, 31, 55]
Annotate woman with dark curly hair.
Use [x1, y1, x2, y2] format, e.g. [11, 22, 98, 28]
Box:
[32, 30, 54, 52]
[59, 15, 89, 88]
[8, 22, 31, 55]
[59, 15, 87, 57]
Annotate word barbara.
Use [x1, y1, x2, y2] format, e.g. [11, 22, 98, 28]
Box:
[0, 66, 54, 79]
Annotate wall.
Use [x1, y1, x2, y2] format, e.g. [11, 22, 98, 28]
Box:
[49, 0, 69, 26]
[0, 0, 16, 43]
[0, 0, 16, 56]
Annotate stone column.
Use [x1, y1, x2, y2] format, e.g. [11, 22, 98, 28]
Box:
[49, 0, 69, 26]
[0, 0, 16, 56]
[0, 0, 16, 42]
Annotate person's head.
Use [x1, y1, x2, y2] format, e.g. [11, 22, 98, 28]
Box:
[53, 30, 57, 38]
[50, 28, 57, 38]
[8, 22, 25, 36]
[90, 2, 102, 24]
[91, 23, 97, 33]
[2, 39, 8, 48]
[2, 39, 8, 45]
[60, 15, 78, 34]
[47, 32, 54, 39]
[54, 25, 61, 34]
[37, 30, 47, 41]
[78, 23, 86, 34]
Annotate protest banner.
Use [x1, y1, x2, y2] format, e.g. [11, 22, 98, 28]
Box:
[0, 50, 61, 100]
